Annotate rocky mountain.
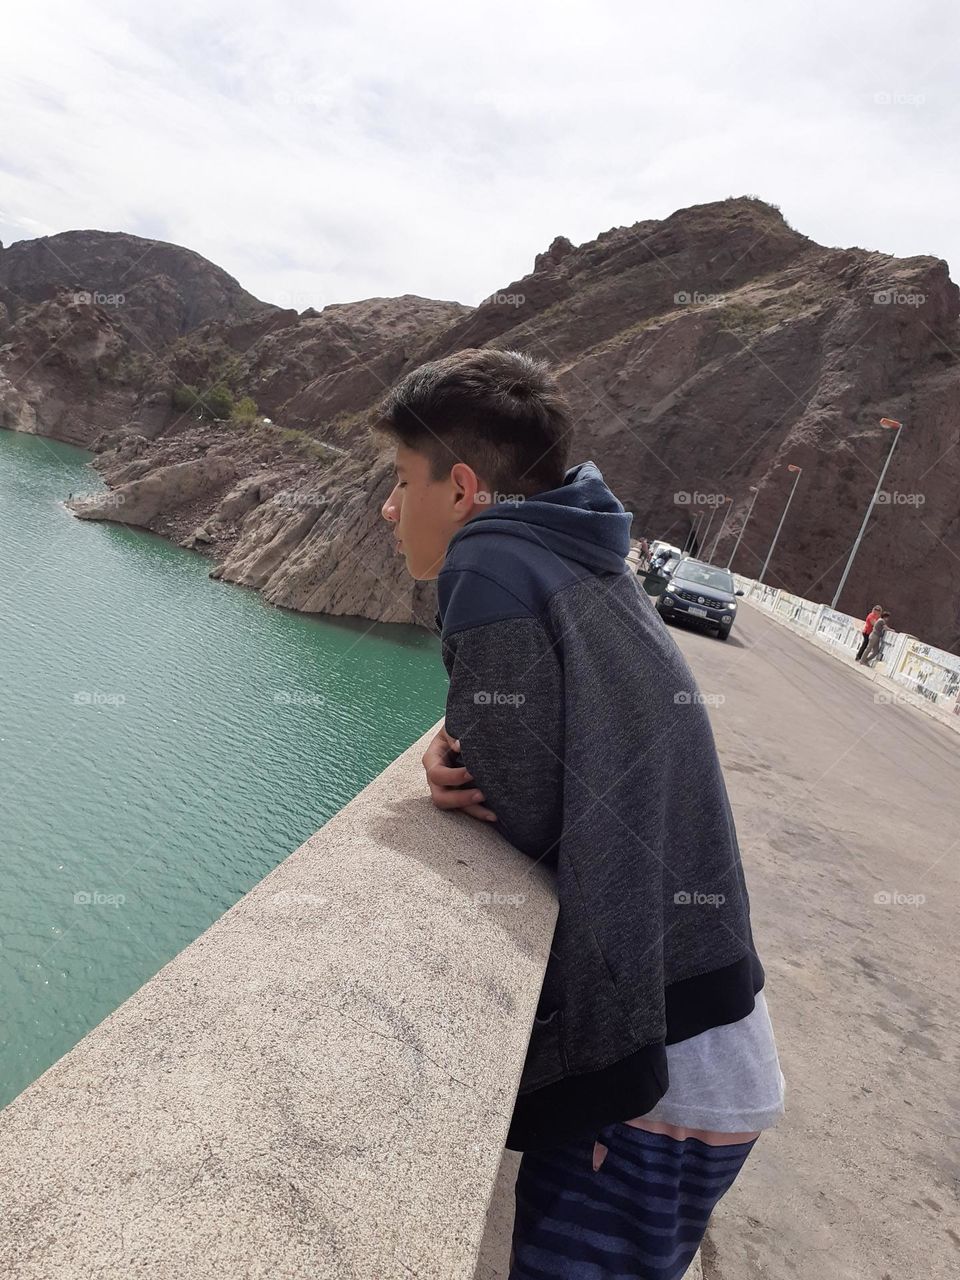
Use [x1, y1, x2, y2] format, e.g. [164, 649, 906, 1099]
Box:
[1, 200, 958, 650]
[0, 230, 274, 346]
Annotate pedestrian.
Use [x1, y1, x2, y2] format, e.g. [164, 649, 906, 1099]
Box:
[856, 603, 883, 661]
[377, 347, 785, 1280]
[861, 611, 890, 666]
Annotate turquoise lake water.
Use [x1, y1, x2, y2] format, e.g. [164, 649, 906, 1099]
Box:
[0, 428, 447, 1109]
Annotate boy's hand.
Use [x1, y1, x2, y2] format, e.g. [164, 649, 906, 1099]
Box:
[421, 726, 498, 823]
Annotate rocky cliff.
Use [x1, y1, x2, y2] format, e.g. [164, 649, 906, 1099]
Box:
[2, 200, 958, 649]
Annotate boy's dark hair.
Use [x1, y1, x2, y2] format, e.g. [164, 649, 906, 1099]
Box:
[373, 347, 572, 498]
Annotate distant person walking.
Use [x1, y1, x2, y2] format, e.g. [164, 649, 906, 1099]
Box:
[860, 612, 890, 666]
[856, 604, 883, 662]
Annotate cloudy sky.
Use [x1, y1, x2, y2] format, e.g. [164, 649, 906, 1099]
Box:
[1, 0, 955, 309]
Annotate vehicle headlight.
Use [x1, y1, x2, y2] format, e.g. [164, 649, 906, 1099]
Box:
[665, 583, 677, 592]
[729, 600, 737, 609]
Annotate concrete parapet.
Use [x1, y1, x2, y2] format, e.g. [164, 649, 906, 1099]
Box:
[0, 721, 557, 1279]
[733, 575, 960, 734]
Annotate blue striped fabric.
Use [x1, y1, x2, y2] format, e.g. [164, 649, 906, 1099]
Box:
[509, 1123, 758, 1279]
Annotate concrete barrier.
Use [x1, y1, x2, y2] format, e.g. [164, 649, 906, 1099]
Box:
[0, 721, 558, 1280]
[733, 574, 960, 730]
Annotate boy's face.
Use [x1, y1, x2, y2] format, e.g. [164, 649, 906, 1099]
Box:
[381, 443, 489, 581]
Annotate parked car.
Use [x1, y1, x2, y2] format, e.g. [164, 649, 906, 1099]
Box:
[656, 558, 744, 640]
[649, 541, 684, 568]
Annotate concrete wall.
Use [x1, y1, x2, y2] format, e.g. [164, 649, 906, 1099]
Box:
[733, 574, 960, 729]
[0, 721, 558, 1280]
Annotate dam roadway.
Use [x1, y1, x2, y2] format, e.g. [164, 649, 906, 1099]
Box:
[0, 567, 955, 1280]
[659, 598, 958, 1279]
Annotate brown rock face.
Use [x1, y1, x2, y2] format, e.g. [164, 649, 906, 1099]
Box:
[0, 230, 274, 349]
[3, 199, 959, 649]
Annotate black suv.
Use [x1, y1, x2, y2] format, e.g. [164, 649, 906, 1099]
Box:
[655, 558, 744, 640]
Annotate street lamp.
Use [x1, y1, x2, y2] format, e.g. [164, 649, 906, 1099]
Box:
[758, 464, 803, 585]
[726, 485, 759, 570]
[683, 510, 703, 554]
[708, 497, 733, 561]
[830, 417, 904, 610]
[699, 503, 720, 558]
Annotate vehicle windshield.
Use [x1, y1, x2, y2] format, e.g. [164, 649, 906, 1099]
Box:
[675, 561, 734, 592]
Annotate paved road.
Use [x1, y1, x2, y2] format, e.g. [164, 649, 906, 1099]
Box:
[664, 601, 959, 1279]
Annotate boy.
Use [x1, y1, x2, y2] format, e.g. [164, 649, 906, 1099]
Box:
[376, 348, 785, 1280]
[860, 611, 891, 666]
[856, 604, 883, 662]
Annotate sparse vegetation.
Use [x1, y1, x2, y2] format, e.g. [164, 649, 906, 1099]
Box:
[171, 382, 235, 420]
[231, 395, 259, 424]
[168, 335, 247, 394]
[718, 301, 773, 338]
[329, 406, 375, 441]
[278, 427, 341, 461]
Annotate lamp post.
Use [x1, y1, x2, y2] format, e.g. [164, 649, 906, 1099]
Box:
[708, 497, 733, 562]
[699, 504, 719, 557]
[831, 417, 904, 610]
[683, 511, 703, 554]
[758, 464, 802, 585]
[726, 485, 759, 570]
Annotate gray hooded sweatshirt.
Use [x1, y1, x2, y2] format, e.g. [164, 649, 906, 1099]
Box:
[435, 460, 765, 1151]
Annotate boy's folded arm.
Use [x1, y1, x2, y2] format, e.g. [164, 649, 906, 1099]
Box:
[441, 614, 564, 863]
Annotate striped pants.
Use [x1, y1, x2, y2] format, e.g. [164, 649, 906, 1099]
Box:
[509, 1122, 758, 1279]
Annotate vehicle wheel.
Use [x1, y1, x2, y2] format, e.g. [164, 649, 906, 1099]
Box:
[718, 627, 730, 641]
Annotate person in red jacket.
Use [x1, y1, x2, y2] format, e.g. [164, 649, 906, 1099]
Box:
[856, 604, 883, 661]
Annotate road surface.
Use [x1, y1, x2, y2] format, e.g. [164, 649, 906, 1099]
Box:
[666, 600, 959, 1279]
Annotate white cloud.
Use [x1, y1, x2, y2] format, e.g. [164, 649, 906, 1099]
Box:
[1, 0, 957, 308]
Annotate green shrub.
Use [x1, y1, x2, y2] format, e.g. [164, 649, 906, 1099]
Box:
[232, 395, 259, 424]
[205, 383, 235, 420]
[172, 382, 235, 421]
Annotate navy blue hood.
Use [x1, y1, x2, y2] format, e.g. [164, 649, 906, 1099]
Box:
[444, 460, 633, 575]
